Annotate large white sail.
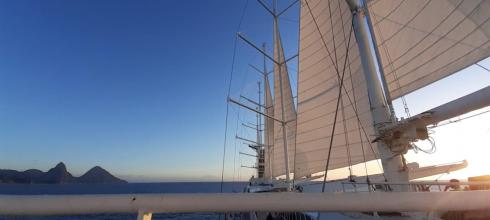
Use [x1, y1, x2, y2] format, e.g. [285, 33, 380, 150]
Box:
[259, 0, 490, 180]
[271, 19, 297, 178]
[368, 0, 490, 99]
[293, 0, 490, 179]
[294, 0, 379, 179]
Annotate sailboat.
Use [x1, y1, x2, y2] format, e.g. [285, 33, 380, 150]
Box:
[1, 0, 490, 219]
[230, 0, 490, 219]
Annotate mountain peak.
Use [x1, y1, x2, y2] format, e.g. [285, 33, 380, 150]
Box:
[54, 162, 67, 170]
[0, 163, 127, 184]
[79, 166, 127, 184]
[89, 166, 104, 171]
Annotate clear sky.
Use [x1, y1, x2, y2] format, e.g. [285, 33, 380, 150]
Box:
[0, 0, 488, 182]
[0, 0, 245, 181]
[0, 0, 299, 182]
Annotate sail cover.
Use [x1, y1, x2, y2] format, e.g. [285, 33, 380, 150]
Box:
[271, 20, 297, 178]
[368, 0, 490, 99]
[294, 0, 380, 178]
[263, 74, 274, 179]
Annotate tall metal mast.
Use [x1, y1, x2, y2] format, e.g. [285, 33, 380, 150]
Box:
[234, 0, 298, 185]
[256, 81, 265, 178]
[262, 43, 274, 181]
[257, 81, 262, 146]
[272, 0, 292, 185]
[346, 0, 408, 190]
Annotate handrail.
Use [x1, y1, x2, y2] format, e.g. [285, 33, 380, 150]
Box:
[1, 191, 490, 217]
[344, 181, 490, 186]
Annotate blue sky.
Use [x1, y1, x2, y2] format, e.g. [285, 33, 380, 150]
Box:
[0, 0, 488, 182]
[0, 0, 301, 181]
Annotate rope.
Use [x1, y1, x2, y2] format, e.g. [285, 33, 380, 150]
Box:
[328, 0, 339, 69]
[220, 0, 249, 193]
[370, 0, 405, 26]
[336, 0, 354, 179]
[304, 0, 339, 73]
[412, 136, 437, 154]
[343, 17, 370, 181]
[371, 10, 411, 118]
[321, 23, 354, 193]
[231, 108, 242, 192]
[429, 108, 490, 128]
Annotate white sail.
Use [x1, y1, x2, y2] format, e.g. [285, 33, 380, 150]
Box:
[263, 74, 274, 179]
[294, 0, 379, 178]
[293, 0, 490, 179]
[368, 0, 490, 99]
[271, 19, 297, 178]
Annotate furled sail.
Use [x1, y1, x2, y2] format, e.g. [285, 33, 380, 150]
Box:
[263, 72, 274, 179]
[271, 19, 297, 177]
[368, 0, 490, 99]
[294, 0, 379, 179]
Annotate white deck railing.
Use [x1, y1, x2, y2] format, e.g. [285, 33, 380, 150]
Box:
[1, 191, 490, 219]
[341, 181, 490, 192]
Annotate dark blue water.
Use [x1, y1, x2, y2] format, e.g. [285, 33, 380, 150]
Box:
[0, 182, 247, 195]
[0, 182, 247, 220]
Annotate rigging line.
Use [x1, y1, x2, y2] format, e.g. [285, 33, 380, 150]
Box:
[304, 0, 340, 74]
[374, 0, 432, 47]
[476, 63, 490, 72]
[305, 0, 384, 173]
[370, 14, 488, 53]
[300, 5, 352, 48]
[232, 108, 243, 190]
[277, 0, 299, 17]
[322, 23, 354, 193]
[343, 15, 369, 181]
[220, 0, 249, 193]
[303, 5, 352, 42]
[429, 108, 490, 128]
[370, 0, 405, 26]
[279, 16, 299, 23]
[392, 27, 490, 94]
[434, 162, 461, 182]
[334, 23, 377, 180]
[292, 1, 302, 184]
[396, 36, 490, 95]
[237, 153, 242, 183]
[370, 8, 411, 118]
[336, 0, 353, 179]
[337, 23, 384, 180]
[328, 0, 339, 69]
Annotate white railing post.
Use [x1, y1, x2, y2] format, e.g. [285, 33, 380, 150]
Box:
[137, 210, 152, 220]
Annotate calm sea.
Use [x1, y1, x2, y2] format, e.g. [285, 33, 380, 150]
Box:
[0, 182, 248, 220]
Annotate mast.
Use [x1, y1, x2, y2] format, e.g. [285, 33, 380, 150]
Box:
[257, 81, 262, 146]
[256, 81, 265, 179]
[346, 0, 408, 189]
[273, 0, 291, 185]
[234, 0, 297, 184]
[262, 43, 274, 181]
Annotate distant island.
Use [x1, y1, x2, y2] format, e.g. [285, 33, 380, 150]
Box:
[0, 162, 127, 184]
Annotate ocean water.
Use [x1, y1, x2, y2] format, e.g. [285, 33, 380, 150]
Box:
[0, 182, 247, 220]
